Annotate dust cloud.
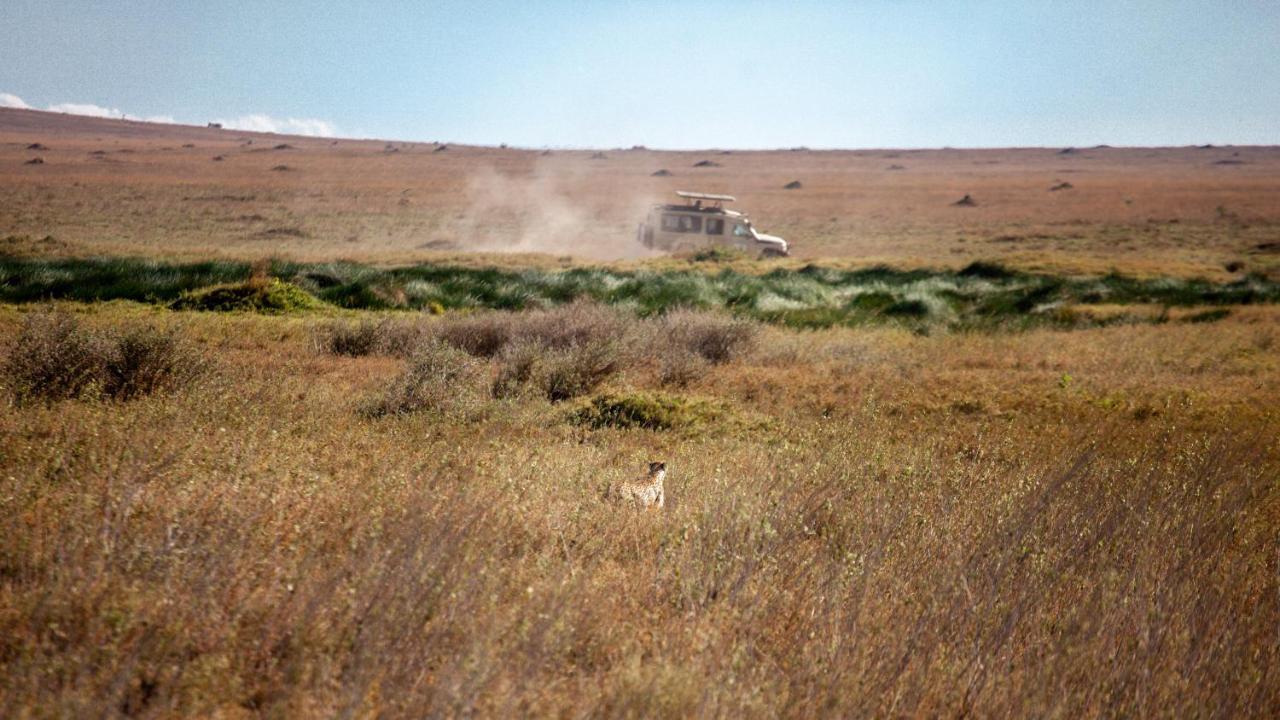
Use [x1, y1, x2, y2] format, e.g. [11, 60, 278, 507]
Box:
[457, 158, 662, 260]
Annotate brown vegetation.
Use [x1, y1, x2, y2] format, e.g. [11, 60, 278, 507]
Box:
[1, 108, 1278, 717]
[2, 108, 1279, 279]
[0, 303, 1277, 716]
[4, 311, 203, 402]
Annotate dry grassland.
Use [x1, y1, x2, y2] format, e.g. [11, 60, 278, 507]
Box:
[1, 303, 1277, 717]
[1, 108, 1278, 717]
[3, 108, 1279, 279]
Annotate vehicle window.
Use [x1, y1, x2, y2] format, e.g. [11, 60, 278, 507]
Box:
[661, 214, 703, 233]
[706, 218, 724, 235]
[733, 223, 750, 238]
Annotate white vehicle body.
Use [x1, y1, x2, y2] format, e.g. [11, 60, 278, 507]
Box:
[637, 191, 789, 257]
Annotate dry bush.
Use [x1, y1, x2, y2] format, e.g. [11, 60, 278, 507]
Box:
[436, 301, 633, 360]
[482, 302, 638, 401]
[433, 312, 515, 358]
[541, 339, 624, 402]
[517, 300, 631, 350]
[4, 311, 202, 402]
[101, 324, 205, 400]
[661, 309, 757, 364]
[491, 339, 543, 399]
[4, 311, 106, 401]
[492, 338, 626, 403]
[363, 339, 487, 418]
[316, 318, 385, 356]
[658, 347, 709, 387]
[315, 318, 425, 357]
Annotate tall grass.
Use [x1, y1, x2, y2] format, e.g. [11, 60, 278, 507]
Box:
[1, 307, 1277, 715]
[1, 397, 1273, 715]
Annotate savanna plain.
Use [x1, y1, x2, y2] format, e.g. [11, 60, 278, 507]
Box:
[1, 108, 1278, 717]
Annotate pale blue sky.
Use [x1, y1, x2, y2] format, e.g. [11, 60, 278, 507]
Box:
[2, 1, 1277, 148]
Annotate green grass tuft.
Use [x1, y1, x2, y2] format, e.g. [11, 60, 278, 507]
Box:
[3, 255, 1276, 330]
[568, 390, 731, 431]
[171, 278, 324, 313]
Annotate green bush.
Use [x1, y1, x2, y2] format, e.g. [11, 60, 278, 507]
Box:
[846, 292, 897, 313]
[883, 299, 931, 318]
[1182, 308, 1231, 324]
[568, 390, 728, 431]
[4, 255, 1277, 332]
[171, 278, 323, 313]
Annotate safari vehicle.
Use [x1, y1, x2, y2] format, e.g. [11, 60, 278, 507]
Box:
[637, 191, 789, 257]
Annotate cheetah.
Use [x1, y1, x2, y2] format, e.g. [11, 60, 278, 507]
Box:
[611, 461, 666, 510]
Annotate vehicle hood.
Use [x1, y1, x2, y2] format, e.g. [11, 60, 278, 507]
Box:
[753, 233, 789, 252]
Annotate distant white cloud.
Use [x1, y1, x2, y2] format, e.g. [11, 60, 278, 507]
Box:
[1, 92, 32, 109]
[47, 102, 125, 118]
[212, 113, 338, 137]
[43, 102, 174, 125]
[5, 92, 337, 136]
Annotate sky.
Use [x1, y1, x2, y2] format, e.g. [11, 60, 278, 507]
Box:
[2, 1, 1277, 149]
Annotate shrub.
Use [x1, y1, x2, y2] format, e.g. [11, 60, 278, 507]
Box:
[433, 313, 515, 358]
[661, 309, 757, 364]
[363, 340, 487, 418]
[658, 348, 709, 388]
[315, 318, 425, 357]
[483, 303, 638, 400]
[101, 324, 205, 400]
[316, 319, 385, 356]
[4, 312, 106, 402]
[883, 299, 930, 318]
[568, 390, 727, 431]
[958, 260, 1016, 279]
[491, 340, 544, 399]
[542, 339, 623, 402]
[4, 312, 203, 403]
[518, 300, 630, 350]
[171, 278, 323, 313]
[1182, 308, 1231, 324]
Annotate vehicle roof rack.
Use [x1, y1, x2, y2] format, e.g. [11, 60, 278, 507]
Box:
[675, 190, 735, 203]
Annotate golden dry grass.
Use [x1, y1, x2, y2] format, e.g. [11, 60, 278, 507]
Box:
[1, 303, 1277, 717]
[2, 108, 1279, 717]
